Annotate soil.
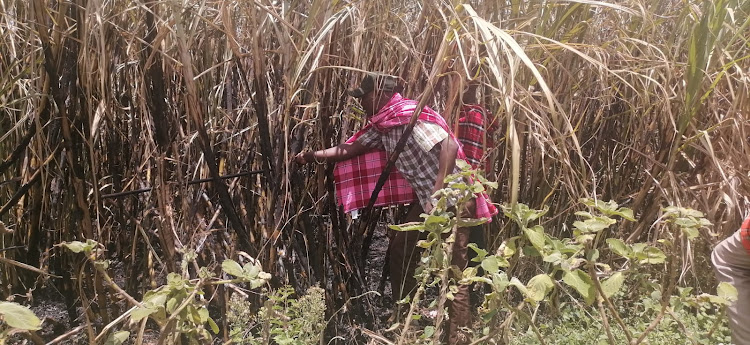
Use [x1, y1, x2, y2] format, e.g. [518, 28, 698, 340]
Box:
[5, 220, 413, 344]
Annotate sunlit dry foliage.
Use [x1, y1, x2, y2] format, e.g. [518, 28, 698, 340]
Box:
[0, 0, 748, 341]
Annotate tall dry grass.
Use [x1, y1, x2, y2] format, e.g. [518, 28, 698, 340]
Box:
[0, 0, 748, 341]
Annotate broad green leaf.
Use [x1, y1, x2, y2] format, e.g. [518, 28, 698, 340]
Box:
[243, 262, 261, 278]
[61, 241, 87, 253]
[575, 233, 595, 244]
[61, 239, 99, 254]
[503, 203, 548, 226]
[425, 215, 449, 225]
[675, 217, 699, 228]
[0, 302, 41, 330]
[501, 237, 519, 258]
[682, 227, 699, 240]
[468, 243, 488, 262]
[523, 206, 549, 223]
[524, 225, 546, 250]
[188, 305, 202, 324]
[166, 297, 179, 314]
[607, 239, 630, 258]
[573, 217, 615, 233]
[638, 247, 666, 264]
[699, 293, 731, 306]
[64, 241, 86, 253]
[462, 267, 478, 280]
[485, 181, 499, 189]
[563, 270, 596, 305]
[208, 316, 220, 334]
[610, 207, 635, 221]
[143, 290, 168, 308]
[104, 331, 130, 345]
[561, 258, 586, 272]
[424, 325, 435, 338]
[492, 272, 510, 291]
[580, 198, 605, 209]
[167, 273, 185, 288]
[717, 282, 738, 303]
[631, 243, 647, 253]
[526, 274, 554, 302]
[198, 307, 209, 322]
[222, 259, 244, 278]
[481, 256, 501, 274]
[584, 199, 636, 221]
[601, 272, 625, 298]
[456, 159, 471, 170]
[587, 249, 600, 262]
[250, 277, 268, 289]
[471, 181, 486, 193]
[543, 251, 563, 264]
[130, 307, 157, 322]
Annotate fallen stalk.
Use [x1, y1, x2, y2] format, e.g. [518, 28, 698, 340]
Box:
[101, 170, 267, 199]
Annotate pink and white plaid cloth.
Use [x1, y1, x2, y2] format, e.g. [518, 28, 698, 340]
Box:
[333, 150, 416, 214]
[458, 104, 498, 174]
[334, 94, 498, 220]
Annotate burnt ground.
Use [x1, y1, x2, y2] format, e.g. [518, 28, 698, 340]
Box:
[6, 220, 476, 344]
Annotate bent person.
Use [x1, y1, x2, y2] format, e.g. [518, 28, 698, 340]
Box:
[296, 73, 497, 344]
[712, 215, 750, 344]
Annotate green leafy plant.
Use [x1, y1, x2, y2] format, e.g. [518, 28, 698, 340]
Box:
[228, 286, 326, 345]
[0, 301, 41, 344]
[380, 162, 733, 345]
[60, 241, 272, 344]
[387, 159, 496, 344]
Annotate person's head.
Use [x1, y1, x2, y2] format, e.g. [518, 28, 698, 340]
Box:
[348, 74, 401, 116]
[462, 81, 480, 105]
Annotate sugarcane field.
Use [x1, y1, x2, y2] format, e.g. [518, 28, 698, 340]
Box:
[1, 0, 749, 344]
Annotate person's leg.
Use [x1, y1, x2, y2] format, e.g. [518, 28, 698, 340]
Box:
[467, 225, 485, 267]
[448, 199, 477, 345]
[448, 226, 472, 344]
[388, 204, 424, 300]
[712, 229, 750, 345]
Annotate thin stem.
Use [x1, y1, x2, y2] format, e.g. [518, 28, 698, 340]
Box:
[515, 304, 547, 345]
[432, 227, 456, 344]
[396, 271, 431, 345]
[588, 262, 633, 343]
[597, 298, 616, 344]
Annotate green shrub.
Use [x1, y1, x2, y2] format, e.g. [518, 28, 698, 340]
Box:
[228, 286, 326, 345]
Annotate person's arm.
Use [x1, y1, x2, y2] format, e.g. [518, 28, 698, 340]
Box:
[427, 136, 459, 212]
[295, 141, 369, 165]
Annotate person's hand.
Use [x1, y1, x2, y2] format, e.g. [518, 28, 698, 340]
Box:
[423, 202, 434, 214]
[295, 151, 312, 165]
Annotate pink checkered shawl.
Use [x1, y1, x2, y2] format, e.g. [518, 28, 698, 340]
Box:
[334, 93, 498, 220]
[458, 104, 499, 174]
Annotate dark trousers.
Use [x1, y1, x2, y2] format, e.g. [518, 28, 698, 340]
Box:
[388, 204, 475, 344]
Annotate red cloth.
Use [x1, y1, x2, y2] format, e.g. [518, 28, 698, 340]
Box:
[333, 150, 416, 213]
[741, 216, 750, 255]
[334, 94, 498, 220]
[458, 105, 498, 174]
